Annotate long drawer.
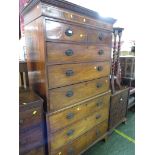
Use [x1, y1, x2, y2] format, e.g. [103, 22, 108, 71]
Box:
[48, 107, 109, 150]
[46, 42, 111, 64]
[50, 120, 108, 155]
[48, 77, 109, 111]
[45, 20, 111, 44]
[47, 61, 110, 89]
[47, 91, 110, 133]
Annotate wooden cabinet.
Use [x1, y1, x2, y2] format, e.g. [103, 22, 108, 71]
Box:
[21, 0, 116, 154]
[19, 88, 45, 155]
[108, 88, 129, 130]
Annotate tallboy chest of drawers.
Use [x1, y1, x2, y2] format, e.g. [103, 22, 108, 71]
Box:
[21, 0, 116, 154]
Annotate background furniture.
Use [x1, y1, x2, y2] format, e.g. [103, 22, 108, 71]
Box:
[109, 28, 129, 132]
[120, 56, 135, 109]
[19, 61, 29, 88]
[109, 88, 129, 130]
[19, 88, 45, 155]
[21, 0, 116, 154]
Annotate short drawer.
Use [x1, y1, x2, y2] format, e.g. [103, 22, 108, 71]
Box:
[47, 61, 110, 89]
[87, 28, 112, 44]
[46, 42, 111, 64]
[45, 20, 87, 42]
[48, 108, 109, 150]
[47, 91, 110, 133]
[48, 77, 109, 111]
[19, 107, 42, 131]
[19, 127, 44, 154]
[50, 120, 108, 155]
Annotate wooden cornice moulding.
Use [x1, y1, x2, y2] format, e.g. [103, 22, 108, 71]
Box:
[20, 0, 116, 24]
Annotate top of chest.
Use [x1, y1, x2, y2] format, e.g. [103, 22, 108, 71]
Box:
[21, 0, 116, 30]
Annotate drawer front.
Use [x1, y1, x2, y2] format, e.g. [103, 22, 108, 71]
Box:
[48, 62, 110, 89]
[19, 127, 43, 153]
[50, 120, 108, 155]
[87, 29, 112, 44]
[46, 20, 87, 42]
[19, 107, 42, 130]
[49, 108, 109, 150]
[47, 42, 111, 64]
[47, 92, 110, 133]
[42, 4, 112, 31]
[49, 77, 109, 111]
[20, 146, 44, 155]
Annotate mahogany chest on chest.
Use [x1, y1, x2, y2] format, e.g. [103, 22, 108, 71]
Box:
[21, 0, 116, 154]
[19, 88, 45, 155]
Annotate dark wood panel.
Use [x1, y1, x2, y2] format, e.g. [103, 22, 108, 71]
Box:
[47, 61, 110, 89]
[20, 146, 45, 155]
[46, 42, 111, 64]
[24, 17, 47, 103]
[109, 88, 129, 130]
[48, 77, 110, 111]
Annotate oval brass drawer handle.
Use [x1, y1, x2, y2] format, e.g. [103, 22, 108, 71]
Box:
[96, 114, 101, 119]
[98, 33, 104, 41]
[66, 129, 74, 136]
[65, 28, 73, 37]
[96, 101, 104, 107]
[66, 112, 74, 119]
[97, 66, 103, 71]
[66, 70, 74, 76]
[96, 82, 103, 88]
[98, 49, 104, 55]
[65, 49, 74, 56]
[67, 147, 74, 155]
[66, 90, 74, 97]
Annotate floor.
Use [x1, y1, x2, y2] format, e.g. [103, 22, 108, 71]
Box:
[83, 110, 135, 155]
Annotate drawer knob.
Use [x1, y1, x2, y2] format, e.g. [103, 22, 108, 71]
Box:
[66, 90, 74, 97]
[65, 49, 74, 56]
[66, 112, 74, 119]
[66, 70, 74, 76]
[65, 28, 73, 37]
[98, 33, 104, 41]
[96, 101, 103, 107]
[96, 129, 101, 137]
[67, 148, 74, 155]
[96, 114, 101, 119]
[98, 49, 104, 55]
[67, 129, 74, 136]
[97, 66, 103, 71]
[96, 82, 103, 88]
[19, 119, 24, 125]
